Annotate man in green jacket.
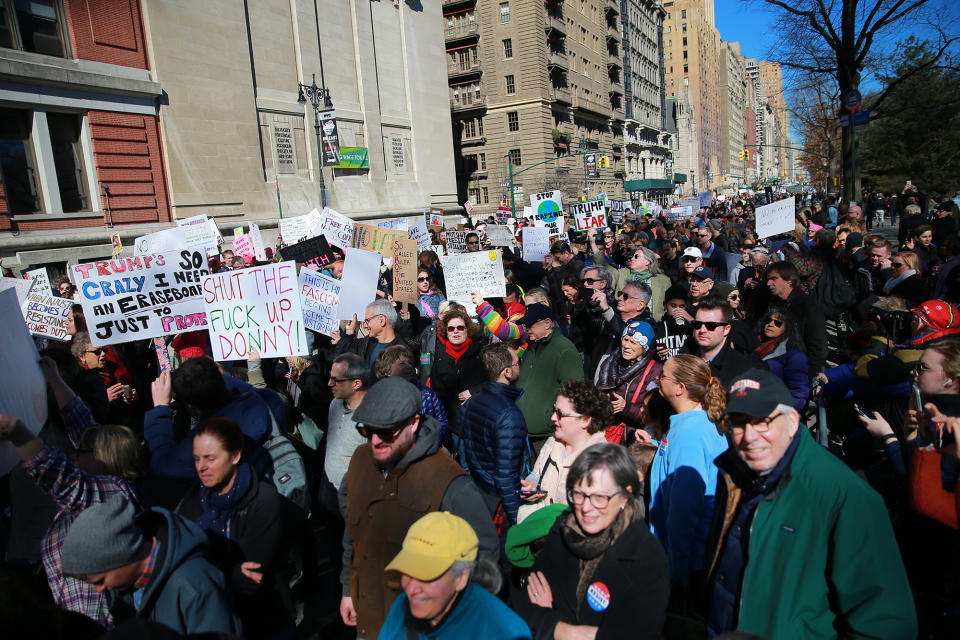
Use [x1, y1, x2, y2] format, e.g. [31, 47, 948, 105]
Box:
[705, 369, 916, 639]
[515, 304, 583, 455]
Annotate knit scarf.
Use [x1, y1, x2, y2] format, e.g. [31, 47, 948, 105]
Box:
[196, 462, 251, 537]
[560, 503, 636, 621]
[627, 269, 652, 283]
[754, 338, 780, 359]
[596, 352, 650, 391]
[439, 335, 472, 362]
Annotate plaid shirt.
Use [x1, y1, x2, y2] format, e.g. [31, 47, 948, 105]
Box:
[22, 396, 138, 628]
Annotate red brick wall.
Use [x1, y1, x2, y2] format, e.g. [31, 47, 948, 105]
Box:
[63, 0, 149, 69]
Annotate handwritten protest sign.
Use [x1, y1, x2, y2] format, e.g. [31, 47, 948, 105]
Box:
[177, 214, 218, 254]
[154, 337, 173, 373]
[428, 244, 445, 257]
[21, 290, 72, 341]
[72, 250, 210, 346]
[570, 199, 607, 231]
[682, 196, 701, 212]
[534, 214, 564, 237]
[25, 267, 51, 295]
[755, 196, 796, 239]
[483, 225, 514, 247]
[440, 250, 506, 307]
[248, 222, 268, 261]
[203, 262, 307, 360]
[135, 226, 188, 256]
[392, 238, 418, 304]
[298, 267, 341, 336]
[0, 277, 34, 304]
[339, 248, 381, 320]
[698, 191, 713, 207]
[0, 288, 46, 476]
[279, 235, 337, 268]
[232, 234, 255, 261]
[428, 208, 444, 226]
[530, 190, 563, 216]
[352, 223, 408, 257]
[378, 217, 409, 231]
[667, 206, 692, 220]
[444, 230, 468, 254]
[608, 200, 626, 226]
[522, 227, 551, 262]
[315, 207, 355, 249]
[407, 217, 431, 250]
[279, 215, 313, 244]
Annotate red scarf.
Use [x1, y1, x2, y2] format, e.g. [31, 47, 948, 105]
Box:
[439, 335, 472, 362]
[754, 338, 780, 359]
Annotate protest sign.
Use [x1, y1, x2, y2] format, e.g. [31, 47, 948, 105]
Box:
[464, 200, 473, 215]
[755, 196, 796, 239]
[177, 214, 218, 253]
[154, 337, 173, 373]
[0, 276, 34, 304]
[377, 217, 409, 231]
[72, 250, 210, 346]
[135, 226, 188, 256]
[232, 234, 255, 261]
[483, 225, 514, 247]
[440, 250, 506, 307]
[339, 248, 381, 320]
[522, 227, 551, 262]
[392, 238, 419, 304]
[570, 199, 607, 231]
[522, 206, 534, 219]
[534, 214, 564, 237]
[352, 223, 408, 257]
[248, 222, 268, 261]
[279, 215, 313, 244]
[21, 290, 72, 341]
[279, 235, 337, 268]
[208, 218, 224, 248]
[608, 200, 626, 226]
[111, 232, 123, 256]
[428, 208, 444, 226]
[298, 267, 341, 336]
[429, 244, 445, 257]
[232, 226, 244, 238]
[682, 196, 701, 212]
[530, 190, 563, 219]
[667, 207, 686, 220]
[445, 230, 468, 254]
[203, 262, 308, 360]
[698, 191, 713, 207]
[0, 288, 46, 476]
[407, 217, 431, 250]
[25, 267, 51, 295]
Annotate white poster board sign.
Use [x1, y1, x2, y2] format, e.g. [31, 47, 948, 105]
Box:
[71, 250, 211, 346]
[530, 190, 563, 218]
[21, 291, 73, 341]
[279, 215, 314, 244]
[298, 267, 341, 336]
[755, 196, 796, 239]
[483, 225, 514, 247]
[338, 248, 382, 320]
[177, 214, 218, 253]
[315, 207, 355, 249]
[440, 250, 506, 307]
[0, 288, 47, 476]
[682, 196, 702, 212]
[24, 267, 51, 295]
[570, 199, 607, 231]
[407, 217, 431, 250]
[522, 227, 551, 262]
[248, 222, 268, 261]
[0, 276, 35, 304]
[377, 217, 409, 231]
[134, 226, 188, 257]
[203, 262, 308, 360]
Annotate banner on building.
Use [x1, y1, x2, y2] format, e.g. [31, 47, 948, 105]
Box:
[336, 146, 368, 169]
[320, 110, 341, 167]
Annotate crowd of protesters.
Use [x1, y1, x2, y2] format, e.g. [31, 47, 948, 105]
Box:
[3, 181, 960, 639]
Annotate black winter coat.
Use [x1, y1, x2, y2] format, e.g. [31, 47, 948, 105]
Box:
[512, 512, 670, 640]
[430, 337, 487, 436]
[786, 289, 828, 377]
[461, 382, 528, 524]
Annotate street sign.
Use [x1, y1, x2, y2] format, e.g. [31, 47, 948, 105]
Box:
[843, 89, 862, 113]
[839, 110, 870, 128]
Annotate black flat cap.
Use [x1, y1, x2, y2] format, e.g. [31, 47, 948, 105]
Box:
[354, 377, 422, 430]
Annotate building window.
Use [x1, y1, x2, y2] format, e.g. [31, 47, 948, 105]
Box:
[477, 116, 483, 136]
[509, 148, 521, 166]
[464, 119, 477, 138]
[481, 186, 489, 203]
[46, 112, 89, 212]
[464, 154, 477, 173]
[682, 23, 687, 33]
[469, 187, 480, 203]
[681, 9, 686, 18]
[683, 64, 688, 73]
[503, 38, 512, 59]
[0, 107, 40, 213]
[0, 0, 68, 57]
[682, 37, 687, 46]
[505, 75, 515, 95]
[507, 111, 519, 132]
[499, 2, 510, 23]
[479, 152, 486, 170]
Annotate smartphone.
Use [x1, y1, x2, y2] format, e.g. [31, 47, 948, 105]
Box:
[122, 384, 132, 402]
[518, 490, 542, 496]
[912, 384, 923, 420]
[853, 403, 870, 420]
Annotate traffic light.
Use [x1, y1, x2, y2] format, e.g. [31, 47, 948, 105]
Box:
[598, 155, 610, 168]
[738, 150, 744, 161]
[743, 149, 750, 161]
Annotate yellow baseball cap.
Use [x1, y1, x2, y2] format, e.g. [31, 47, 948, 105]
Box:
[384, 512, 479, 581]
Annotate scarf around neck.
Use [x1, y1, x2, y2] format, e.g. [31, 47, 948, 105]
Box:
[628, 269, 652, 283]
[439, 334, 472, 362]
[197, 461, 251, 537]
[754, 337, 781, 359]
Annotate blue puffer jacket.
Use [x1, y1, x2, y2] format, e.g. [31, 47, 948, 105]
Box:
[461, 382, 528, 524]
[761, 342, 810, 412]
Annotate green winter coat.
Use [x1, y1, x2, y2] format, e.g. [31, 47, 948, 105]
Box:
[515, 327, 583, 439]
[708, 427, 917, 640]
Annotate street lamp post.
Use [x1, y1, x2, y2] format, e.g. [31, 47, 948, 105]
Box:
[298, 73, 333, 208]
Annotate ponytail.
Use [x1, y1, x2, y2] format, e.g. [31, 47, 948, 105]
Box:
[702, 377, 727, 426]
[670, 354, 727, 425]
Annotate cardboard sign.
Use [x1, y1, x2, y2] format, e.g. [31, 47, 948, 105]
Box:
[21, 290, 73, 341]
[298, 267, 341, 336]
[522, 227, 551, 262]
[570, 199, 607, 231]
[756, 196, 796, 239]
[484, 225, 514, 247]
[530, 190, 563, 220]
[315, 207, 355, 250]
[408, 217, 431, 250]
[428, 208, 444, 226]
[0, 276, 34, 304]
[279, 215, 313, 244]
[154, 337, 173, 373]
[339, 248, 382, 320]
[440, 250, 506, 307]
[177, 214, 218, 254]
[392, 238, 419, 304]
[445, 230, 469, 254]
[248, 222, 268, 261]
[377, 217, 409, 231]
[203, 262, 308, 360]
[0, 288, 46, 476]
[72, 251, 210, 346]
[25, 267, 51, 295]
[279, 234, 337, 267]
[682, 196, 702, 212]
[232, 234, 255, 261]
[135, 226, 188, 256]
[352, 223, 408, 257]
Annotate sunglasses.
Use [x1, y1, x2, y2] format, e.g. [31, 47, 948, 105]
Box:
[356, 421, 409, 442]
[466, 241, 480, 245]
[690, 320, 728, 331]
[891, 261, 906, 268]
[583, 277, 601, 285]
[682, 256, 699, 263]
[617, 292, 637, 300]
[417, 277, 430, 282]
[85, 347, 109, 355]
[763, 317, 784, 328]
[447, 324, 467, 333]
[727, 293, 740, 300]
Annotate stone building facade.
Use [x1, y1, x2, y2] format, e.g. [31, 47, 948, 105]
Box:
[718, 40, 746, 191]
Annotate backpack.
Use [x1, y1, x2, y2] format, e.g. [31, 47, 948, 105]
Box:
[812, 261, 856, 318]
[250, 403, 311, 515]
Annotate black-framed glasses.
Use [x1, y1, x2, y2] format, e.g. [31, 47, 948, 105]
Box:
[617, 292, 637, 300]
[568, 489, 623, 509]
[725, 413, 782, 434]
[690, 320, 728, 331]
[682, 256, 700, 263]
[417, 276, 430, 282]
[329, 376, 359, 384]
[356, 420, 410, 442]
[763, 317, 784, 328]
[583, 277, 601, 285]
[85, 347, 108, 355]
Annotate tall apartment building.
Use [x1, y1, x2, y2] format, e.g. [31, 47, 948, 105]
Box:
[718, 40, 747, 191]
[662, 0, 721, 194]
[1, 0, 459, 273]
[759, 61, 790, 181]
[665, 87, 696, 188]
[621, 0, 676, 204]
[446, 0, 626, 218]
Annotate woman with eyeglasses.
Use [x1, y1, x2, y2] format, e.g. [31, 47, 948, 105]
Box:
[515, 443, 669, 640]
[70, 331, 138, 425]
[519, 380, 612, 522]
[883, 250, 927, 306]
[416, 268, 446, 332]
[428, 308, 487, 448]
[650, 354, 728, 588]
[595, 320, 662, 443]
[754, 304, 809, 412]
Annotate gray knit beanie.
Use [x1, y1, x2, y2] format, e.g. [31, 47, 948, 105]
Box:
[61, 495, 145, 576]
